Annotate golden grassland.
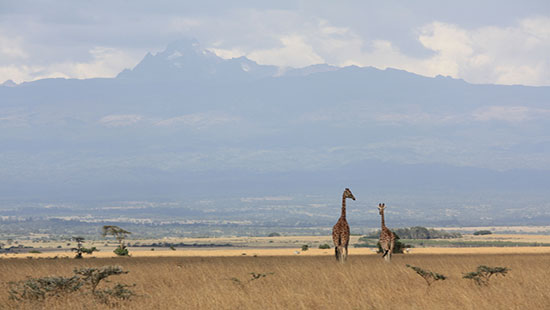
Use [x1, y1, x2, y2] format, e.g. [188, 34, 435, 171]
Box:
[2, 253, 550, 309]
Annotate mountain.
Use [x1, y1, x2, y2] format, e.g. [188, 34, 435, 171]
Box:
[0, 39, 549, 206]
[117, 38, 278, 81]
[1, 79, 18, 87]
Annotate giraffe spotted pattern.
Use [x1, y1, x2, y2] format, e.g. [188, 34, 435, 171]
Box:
[332, 188, 355, 263]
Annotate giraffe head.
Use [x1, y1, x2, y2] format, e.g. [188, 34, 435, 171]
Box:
[378, 203, 386, 215]
[344, 188, 355, 200]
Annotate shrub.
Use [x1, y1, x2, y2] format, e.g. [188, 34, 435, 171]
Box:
[473, 230, 492, 236]
[268, 232, 281, 237]
[9, 265, 135, 303]
[363, 227, 462, 239]
[406, 264, 446, 286]
[94, 283, 136, 305]
[301, 245, 309, 251]
[74, 265, 128, 292]
[71, 237, 98, 259]
[9, 276, 82, 301]
[463, 265, 509, 286]
[114, 245, 129, 256]
[375, 233, 410, 254]
[318, 243, 331, 249]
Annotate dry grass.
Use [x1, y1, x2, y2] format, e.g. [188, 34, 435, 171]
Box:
[1, 253, 550, 309]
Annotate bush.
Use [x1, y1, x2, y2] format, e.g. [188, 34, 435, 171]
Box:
[8, 265, 134, 304]
[268, 232, 281, 237]
[301, 245, 309, 251]
[74, 265, 128, 292]
[9, 276, 82, 301]
[71, 237, 98, 259]
[463, 265, 509, 285]
[375, 233, 411, 254]
[473, 230, 492, 236]
[318, 244, 331, 249]
[363, 227, 462, 239]
[406, 264, 446, 286]
[113, 245, 129, 256]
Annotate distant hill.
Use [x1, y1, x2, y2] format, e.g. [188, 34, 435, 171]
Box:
[0, 38, 549, 201]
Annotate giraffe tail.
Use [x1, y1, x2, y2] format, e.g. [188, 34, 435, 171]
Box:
[382, 249, 389, 258]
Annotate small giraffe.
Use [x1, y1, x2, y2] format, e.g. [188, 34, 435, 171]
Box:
[332, 188, 355, 263]
[378, 203, 396, 262]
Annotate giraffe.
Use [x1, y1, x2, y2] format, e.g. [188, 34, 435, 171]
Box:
[378, 203, 396, 262]
[332, 188, 355, 263]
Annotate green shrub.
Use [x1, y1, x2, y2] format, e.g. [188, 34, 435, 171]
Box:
[375, 233, 410, 254]
[473, 230, 492, 236]
[301, 245, 309, 251]
[318, 243, 331, 249]
[268, 232, 281, 237]
[113, 245, 129, 256]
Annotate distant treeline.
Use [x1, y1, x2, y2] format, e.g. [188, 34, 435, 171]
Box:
[128, 242, 233, 248]
[362, 226, 462, 240]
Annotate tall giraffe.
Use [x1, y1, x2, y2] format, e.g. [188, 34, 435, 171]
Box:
[378, 203, 396, 262]
[332, 188, 355, 263]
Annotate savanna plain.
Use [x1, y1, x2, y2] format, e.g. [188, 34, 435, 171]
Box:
[2, 252, 550, 310]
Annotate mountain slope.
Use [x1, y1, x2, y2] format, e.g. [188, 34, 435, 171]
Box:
[0, 39, 549, 201]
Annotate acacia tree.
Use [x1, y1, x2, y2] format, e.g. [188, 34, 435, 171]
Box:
[101, 226, 131, 256]
[71, 237, 98, 259]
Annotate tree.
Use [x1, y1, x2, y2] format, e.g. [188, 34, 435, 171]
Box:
[71, 237, 98, 259]
[101, 226, 131, 256]
[406, 264, 447, 287]
[463, 265, 509, 286]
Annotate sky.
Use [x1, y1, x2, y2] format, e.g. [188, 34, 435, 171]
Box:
[0, 1, 549, 86]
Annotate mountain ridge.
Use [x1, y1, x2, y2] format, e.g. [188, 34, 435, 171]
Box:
[0, 39, 549, 201]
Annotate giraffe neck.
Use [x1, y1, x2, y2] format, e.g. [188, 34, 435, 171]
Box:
[340, 194, 346, 218]
[380, 212, 386, 229]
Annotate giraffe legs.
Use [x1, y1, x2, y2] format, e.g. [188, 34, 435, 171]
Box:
[381, 241, 392, 262]
[335, 245, 345, 263]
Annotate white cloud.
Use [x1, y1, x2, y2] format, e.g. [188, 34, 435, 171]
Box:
[99, 114, 143, 127]
[247, 35, 324, 67]
[0, 46, 143, 83]
[209, 16, 550, 86]
[1, 5, 549, 87]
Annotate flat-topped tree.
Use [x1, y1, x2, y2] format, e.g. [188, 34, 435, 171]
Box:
[71, 236, 98, 259]
[102, 226, 131, 256]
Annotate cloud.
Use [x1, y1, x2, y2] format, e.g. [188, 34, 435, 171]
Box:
[99, 114, 143, 127]
[0, 41, 144, 83]
[210, 15, 550, 86]
[0, 31, 28, 60]
[246, 35, 324, 68]
[1, 4, 549, 86]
